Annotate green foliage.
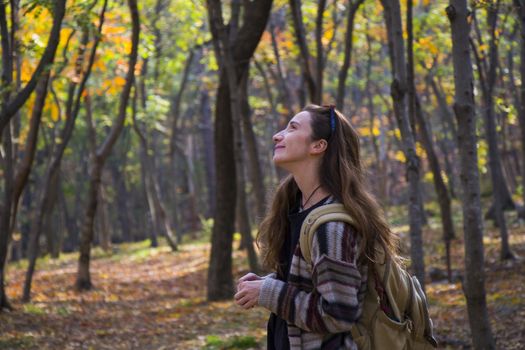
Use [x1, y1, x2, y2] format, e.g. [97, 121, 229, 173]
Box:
[204, 335, 259, 350]
[22, 303, 46, 316]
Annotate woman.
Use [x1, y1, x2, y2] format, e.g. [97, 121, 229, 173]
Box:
[234, 104, 398, 349]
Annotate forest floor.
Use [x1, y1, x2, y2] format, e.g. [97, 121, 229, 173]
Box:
[1, 212, 524, 350]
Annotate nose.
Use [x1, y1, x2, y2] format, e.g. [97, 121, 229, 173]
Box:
[273, 130, 284, 143]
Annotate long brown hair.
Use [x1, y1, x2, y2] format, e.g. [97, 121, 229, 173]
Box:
[257, 104, 399, 274]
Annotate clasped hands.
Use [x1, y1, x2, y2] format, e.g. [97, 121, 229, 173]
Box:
[234, 272, 263, 309]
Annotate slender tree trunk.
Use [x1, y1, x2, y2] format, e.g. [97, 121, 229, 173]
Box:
[240, 68, 266, 223]
[132, 88, 178, 251]
[381, 0, 426, 289]
[336, 0, 365, 112]
[23, 2, 107, 301]
[0, 2, 13, 304]
[269, 18, 294, 112]
[447, 2, 496, 348]
[76, 0, 139, 290]
[43, 169, 61, 258]
[60, 176, 78, 253]
[428, 76, 460, 198]
[314, 0, 326, 104]
[97, 185, 112, 252]
[289, 0, 318, 103]
[199, 90, 216, 218]
[206, 0, 272, 301]
[415, 96, 455, 281]
[514, 0, 525, 218]
[0, 0, 66, 133]
[472, 4, 514, 260]
[236, 71, 260, 272]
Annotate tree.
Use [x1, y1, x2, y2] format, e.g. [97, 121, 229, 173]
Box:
[447, 1, 496, 348]
[336, 0, 365, 112]
[22, 0, 108, 302]
[206, 0, 272, 301]
[408, 0, 456, 280]
[0, 0, 66, 134]
[513, 0, 525, 218]
[289, 0, 339, 104]
[75, 0, 140, 291]
[0, 0, 66, 311]
[471, 2, 514, 259]
[380, 0, 426, 289]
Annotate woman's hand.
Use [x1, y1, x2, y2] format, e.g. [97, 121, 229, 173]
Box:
[235, 279, 263, 309]
[238, 272, 263, 283]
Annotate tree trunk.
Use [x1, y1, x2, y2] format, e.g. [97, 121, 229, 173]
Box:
[240, 67, 266, 223]
[206, 0, 272, 301]
[269, 18, 294, 112]
[132, 88, 178, 251]
[200, 89, 216, 218]
[472, 4, 514, 259]
[0, 0, 66, 133]
[235, 71, 260, 272]
[514, 0, 525, 218]
[76, 0, 139, 291]
[446, 2, 496, 348]
[96, 185, 112, 252]
[60, 176, 78, 253]
[43, 169, 61, 258]
[415, 96, 455, 281]
[336, 0, 365, 112]
[23, 8, 108, 299]
[289, 0, 318, 103]
[381, 0, 426, 289]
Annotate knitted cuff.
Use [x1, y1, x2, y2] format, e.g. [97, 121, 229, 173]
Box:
[258, 277, 285, 312]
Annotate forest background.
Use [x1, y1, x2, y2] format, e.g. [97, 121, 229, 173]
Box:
[0, 0, 524, 349]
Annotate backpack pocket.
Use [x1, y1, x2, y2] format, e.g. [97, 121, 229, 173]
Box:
[371, 307, 411, 350]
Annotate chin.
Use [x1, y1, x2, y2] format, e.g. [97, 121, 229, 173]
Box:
[273, 158, 291, 172]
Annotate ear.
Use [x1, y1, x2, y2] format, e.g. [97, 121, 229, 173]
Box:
[310, 139, 328, 155]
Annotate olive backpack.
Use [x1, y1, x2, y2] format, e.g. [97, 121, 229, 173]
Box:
[299, 203, 438, 349]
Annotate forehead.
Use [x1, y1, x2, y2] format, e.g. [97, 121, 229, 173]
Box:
[290, 111, 311, 124]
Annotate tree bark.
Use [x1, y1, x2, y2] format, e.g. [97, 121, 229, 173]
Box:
[514, 0, 525, 218]
[336, 0, 365, 112]
[206, 0, 272, 301]
[76, 0, 139, 291]
[132, 87, 178, 251]
[2, 0, 63, 271]
[0, 0, 66, 134]
[471, 4, 514, 259]
[289, 0, 318, 103]
[199, 89, 216, 218]
[447, 2, 496, 348]
[23, 1, 108, 301]
[240, 67, 266, 223]
[381, 0, 426, 289]
[415, 96, 455, 281]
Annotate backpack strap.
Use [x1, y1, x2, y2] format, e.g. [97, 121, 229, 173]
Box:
[299, 203, 354, 266]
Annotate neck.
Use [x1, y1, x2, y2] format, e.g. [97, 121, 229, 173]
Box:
[291, 161, 328, 209]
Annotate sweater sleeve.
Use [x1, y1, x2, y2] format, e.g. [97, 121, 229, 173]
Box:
[258, 221, 364, 334]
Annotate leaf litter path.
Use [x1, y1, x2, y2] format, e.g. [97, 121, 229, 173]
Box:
[1, 242, 268, 349]
[1, 225, 525, 350]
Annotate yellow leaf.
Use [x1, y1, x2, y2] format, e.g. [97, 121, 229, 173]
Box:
[395, 150, 406, 162]
[50, 102, 59, 122]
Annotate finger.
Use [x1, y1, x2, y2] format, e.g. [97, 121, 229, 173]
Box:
[244, 298, 258, 309]
[237, 295, 254, 308]
[234, 290, 245, 301]
[238, 273, 257, 283]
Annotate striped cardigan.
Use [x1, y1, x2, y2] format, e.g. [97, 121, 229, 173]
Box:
[259, 201, 368, 349]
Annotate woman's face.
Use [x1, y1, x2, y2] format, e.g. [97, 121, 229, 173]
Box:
[272, 111, 316, 168]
